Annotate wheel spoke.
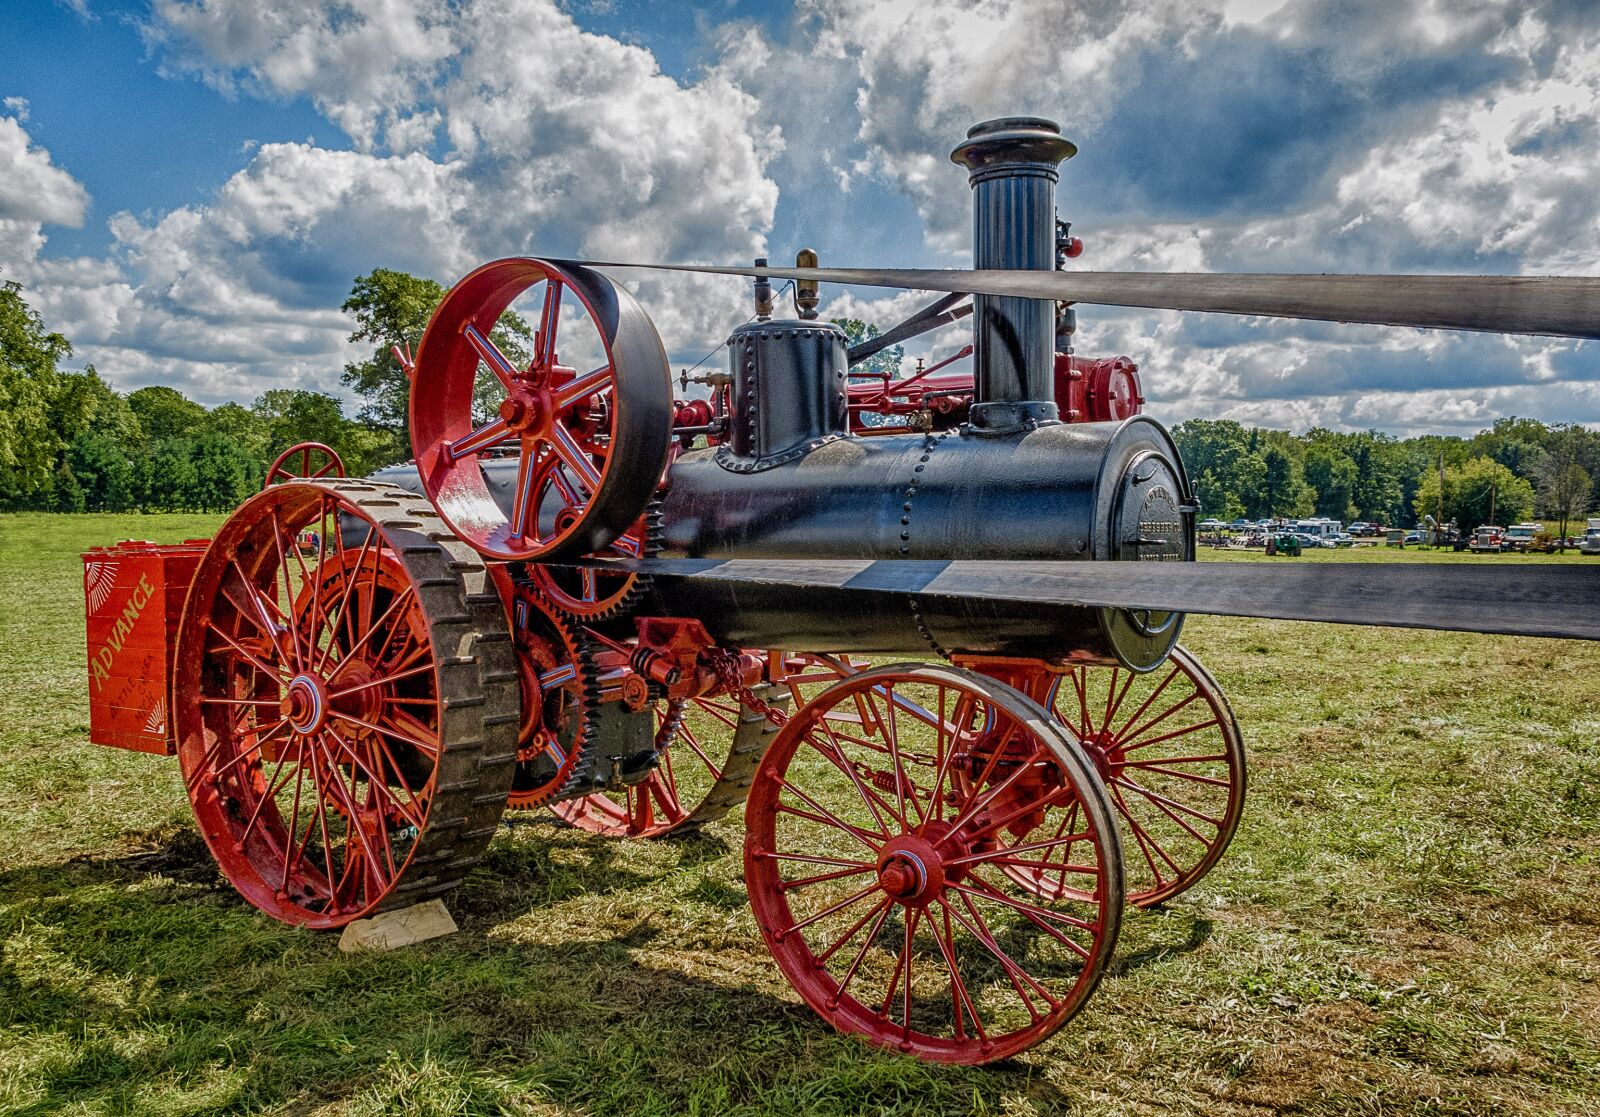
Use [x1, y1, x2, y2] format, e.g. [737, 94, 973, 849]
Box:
[947, 892, 1062, 1015]
[326, 587, 419, 686]
[1120, 716, 1222, 754]
[943, 829, 1098, 868]
[775, 775, 888, 852]
[267, 508, 306, 672]
[754, 851, 874, 869]
[549, 423, 602, 492]
[1108, 781, 1184, 881]
[537, 279, 562, 370]
[829, 899, 896, 1003]
[1113, 774, 1223, 836]
[508, 443, 540, 540]
[783, 880, 883, 937]
[446, 417, 512, 463]
[463, 322, 519, 391]
[1121, 757, 1231, 786]
[954, 876, 1097, 951]
[332, 709, 440, 759]
[554, 363, 612, 409]
[211, 605, 291, 682]
[927, 899, 988, 1045]
[803, 729, 902, 834]
[315, 525, 376, 673]
[1113, 675, 1196, 744]
[675, 724, 724, 780]
[779, 864, 877, 892]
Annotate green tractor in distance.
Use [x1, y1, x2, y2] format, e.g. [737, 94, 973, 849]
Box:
[1265, 532, 1302, 557]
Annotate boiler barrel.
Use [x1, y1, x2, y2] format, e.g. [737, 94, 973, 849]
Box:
[650, 416, 1194, 669]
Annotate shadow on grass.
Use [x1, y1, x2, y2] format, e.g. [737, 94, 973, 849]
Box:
[1110, 915, 1214, 976]
[0, 825, 1081, 1116]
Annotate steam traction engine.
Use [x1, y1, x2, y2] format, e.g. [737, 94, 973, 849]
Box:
[85, 119, 1247, 1064]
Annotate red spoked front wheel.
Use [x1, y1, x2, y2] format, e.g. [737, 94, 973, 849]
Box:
[745, 663, 1123, 1064]
[173, 480, 518, 928]
[1043, 647, 1244, 907]
[410, 258, 672, 562]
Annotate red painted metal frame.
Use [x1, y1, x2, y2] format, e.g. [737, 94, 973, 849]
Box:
[83, 539, 210, 754]
[844, 350, 1143, 434]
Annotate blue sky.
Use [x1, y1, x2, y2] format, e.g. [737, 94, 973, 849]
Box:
[2, 0, 1598, 434]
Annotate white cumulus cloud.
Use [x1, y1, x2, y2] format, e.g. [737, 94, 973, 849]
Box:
[0, 108, 91, 228]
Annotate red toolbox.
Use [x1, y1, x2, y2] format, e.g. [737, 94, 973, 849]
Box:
[82, 539, 210, 754]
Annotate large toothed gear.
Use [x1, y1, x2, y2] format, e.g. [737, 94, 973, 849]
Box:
[495, 571, 605, 811]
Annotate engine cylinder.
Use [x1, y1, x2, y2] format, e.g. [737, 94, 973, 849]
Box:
[652, 417, 1194, 669]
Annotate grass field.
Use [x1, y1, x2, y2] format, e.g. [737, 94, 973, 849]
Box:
[2, 511, 1598, 1116]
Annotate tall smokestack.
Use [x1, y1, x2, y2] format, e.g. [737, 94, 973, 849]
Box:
[950, 116, 1076, 431]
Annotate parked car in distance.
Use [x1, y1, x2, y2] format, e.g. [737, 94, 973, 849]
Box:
[1402, 531, 1424, 545]
[1325, 532, 1356, 546]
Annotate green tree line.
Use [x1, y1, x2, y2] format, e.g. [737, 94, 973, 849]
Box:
[1175, 417, 1595, 533]
[1, 270, 1593, 532]
[0, 270, 528, 514]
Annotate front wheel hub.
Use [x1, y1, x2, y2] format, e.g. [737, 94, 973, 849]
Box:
[876, 835, 944, 906]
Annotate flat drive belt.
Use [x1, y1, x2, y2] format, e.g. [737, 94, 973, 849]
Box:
[564, 558, 1600, 642]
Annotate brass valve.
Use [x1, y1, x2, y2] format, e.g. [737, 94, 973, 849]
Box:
[795, 247, 820, 320]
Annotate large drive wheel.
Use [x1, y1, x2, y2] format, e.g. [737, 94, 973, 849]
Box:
[745, 663, 1123, 1064]
[552, 654, 861, 838]
[173, 480, 519, 928]
[1043, 647, 1245, 907]
[411, 258, 672, 562]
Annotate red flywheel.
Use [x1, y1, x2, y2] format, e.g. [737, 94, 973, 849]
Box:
[410, 258, 672, 562]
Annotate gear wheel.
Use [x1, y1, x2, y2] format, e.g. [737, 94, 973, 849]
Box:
[528, 501, 663, 623]
[495, 570, 606, 811]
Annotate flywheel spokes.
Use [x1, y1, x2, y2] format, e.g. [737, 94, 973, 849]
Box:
[410, 257, 672, 563]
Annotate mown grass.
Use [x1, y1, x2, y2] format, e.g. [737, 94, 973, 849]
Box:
[1, 511, 1598, 1116]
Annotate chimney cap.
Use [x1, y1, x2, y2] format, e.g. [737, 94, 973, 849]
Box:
[951, 117, 1076, 181]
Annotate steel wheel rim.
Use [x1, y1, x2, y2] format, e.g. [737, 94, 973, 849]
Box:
[264, 441, 345, 488]
[174, 487, 442, 927]
[411, 257, 671, 562]
[1044, 646, 1245, 907]
[745, 663, 1123, 1064]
